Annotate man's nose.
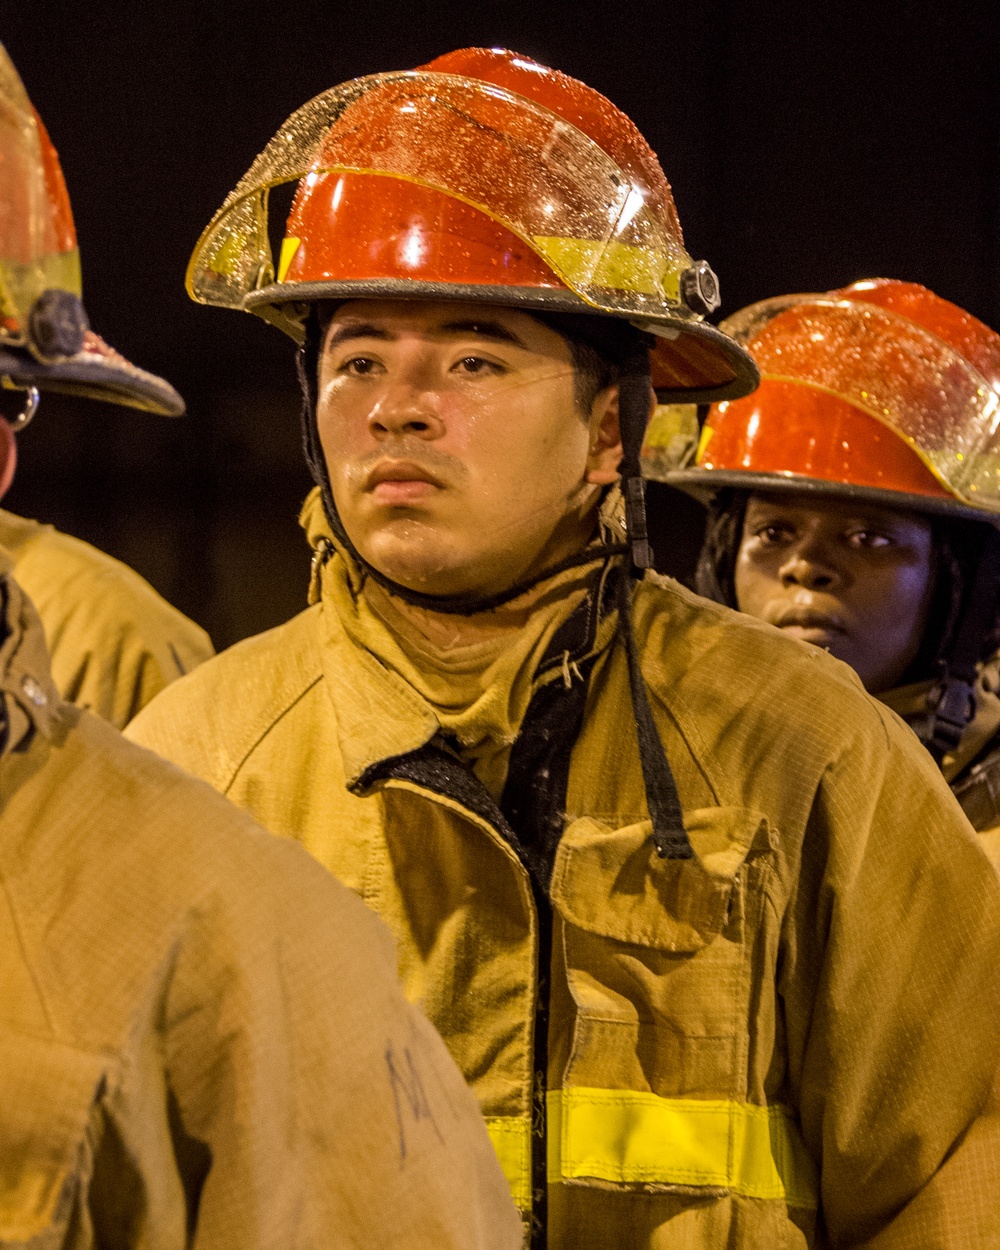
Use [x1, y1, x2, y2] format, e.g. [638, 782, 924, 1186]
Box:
[779, 541, 840, 590]
[367, 386, 445, 440]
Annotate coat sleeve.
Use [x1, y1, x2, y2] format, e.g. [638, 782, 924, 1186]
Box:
[156, 829, 522, 1250]
[782, 708, 1000, 1247]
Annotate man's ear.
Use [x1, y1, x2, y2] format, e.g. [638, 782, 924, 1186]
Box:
[584, 383, 655, 485]
[584, 386, 622, 485]
[0, 420, 16, 500]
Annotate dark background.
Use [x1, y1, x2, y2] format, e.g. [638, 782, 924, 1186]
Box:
[3, 1, 997, 648]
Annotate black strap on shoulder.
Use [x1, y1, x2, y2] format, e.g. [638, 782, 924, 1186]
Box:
[500, 658, 596, 889]
[616, 569, 692, 858]
[925, 527, 1000, 763]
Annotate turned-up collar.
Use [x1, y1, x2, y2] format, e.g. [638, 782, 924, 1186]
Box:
[0, 550, 63, 759]
[298, 488, 622, 790]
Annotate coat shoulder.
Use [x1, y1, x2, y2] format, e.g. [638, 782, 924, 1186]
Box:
[125, 606, 324, 790]
[5, 512, 213, 662]
[635, 575, 912, 786]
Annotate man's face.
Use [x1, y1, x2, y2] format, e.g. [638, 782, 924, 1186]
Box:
[316, 300, 621, 598]
[734, 491, 935, 693]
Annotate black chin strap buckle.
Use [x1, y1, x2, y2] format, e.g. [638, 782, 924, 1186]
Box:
[925, 674, 977, 762]
[617, 343, 657, 573]
[624, 475, 654, 571]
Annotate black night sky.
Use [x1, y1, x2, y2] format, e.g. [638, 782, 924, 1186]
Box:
[3, 1, 997, 645]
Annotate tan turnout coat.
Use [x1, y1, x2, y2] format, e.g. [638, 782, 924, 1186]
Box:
[129, 500, 1000, 1248]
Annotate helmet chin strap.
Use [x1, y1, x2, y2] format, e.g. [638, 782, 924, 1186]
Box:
[922, 526, 1000, 763]
[297, 314, 692, 859]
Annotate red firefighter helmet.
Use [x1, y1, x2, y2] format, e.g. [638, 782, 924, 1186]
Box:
[187, 47, 758, 404]
[0, 44, 184, 417]
[659, 278, 1000, 522]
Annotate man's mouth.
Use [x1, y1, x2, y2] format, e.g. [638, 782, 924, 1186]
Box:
[365, 460, 444, 505]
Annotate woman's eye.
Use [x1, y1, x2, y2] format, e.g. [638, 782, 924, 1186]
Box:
[848, 530, 891, 549]
[755, 524, 792, 545]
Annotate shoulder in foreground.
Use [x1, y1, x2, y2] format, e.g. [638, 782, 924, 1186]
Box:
[126, 606, 323, 782]
[14, 708, 394, 965]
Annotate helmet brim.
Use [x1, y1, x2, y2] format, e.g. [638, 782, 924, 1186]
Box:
[0, 338, 184, 417]
[246, 278, 759, 405]
[662, 466, 1000, 526]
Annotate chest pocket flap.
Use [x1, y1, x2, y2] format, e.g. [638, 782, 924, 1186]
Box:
[0, 1032, 109, 1245]
[550, 807, 774, 953]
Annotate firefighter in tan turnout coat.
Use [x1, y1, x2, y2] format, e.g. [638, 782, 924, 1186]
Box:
[130, 47, 1000, 1248]
[656, 280, 1000, 870]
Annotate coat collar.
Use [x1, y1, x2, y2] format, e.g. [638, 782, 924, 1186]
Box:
[878, 653, 1000, 781]
[298, 489, 622, 790]
[0, 548, 63, 758]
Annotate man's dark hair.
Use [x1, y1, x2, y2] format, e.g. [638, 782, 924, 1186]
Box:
[563, 335, 621, 414]
[533, 311, 645, 416]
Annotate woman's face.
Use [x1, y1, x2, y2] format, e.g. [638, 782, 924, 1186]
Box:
[733, 491, 936, 693]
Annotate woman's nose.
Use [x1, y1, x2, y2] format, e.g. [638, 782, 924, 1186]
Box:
[779, 543, 840, 590]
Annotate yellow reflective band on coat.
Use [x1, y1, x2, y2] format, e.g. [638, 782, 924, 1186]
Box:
[485, 1116, 532, 1212]
[547, 1088, 819, 1210]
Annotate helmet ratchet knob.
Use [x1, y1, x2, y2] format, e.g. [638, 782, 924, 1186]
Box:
[681, 262, 721, 317]
[28, 289, 89, 360]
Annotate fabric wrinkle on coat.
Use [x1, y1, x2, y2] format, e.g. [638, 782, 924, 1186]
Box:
[127, 486, 1000, 1249]
[0, 507, 213, 727]
[0, 548, 520, 1249]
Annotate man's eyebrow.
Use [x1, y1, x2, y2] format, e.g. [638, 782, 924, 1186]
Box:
[440, 320, 525, 347]
[324, 323, 396, 349]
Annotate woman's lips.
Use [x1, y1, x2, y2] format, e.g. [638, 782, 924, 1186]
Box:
[781, 623, 841, 646]
[771, 606, 846, 647]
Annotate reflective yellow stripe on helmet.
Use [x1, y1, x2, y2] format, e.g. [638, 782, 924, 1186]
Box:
[548, 1088, 818, 1210]
[531, 236, 682, 300]
[485, 1115, 532, 1212]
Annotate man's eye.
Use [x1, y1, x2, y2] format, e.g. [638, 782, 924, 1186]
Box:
[452, 356, 503, 376]
[339, 356, 379, 376]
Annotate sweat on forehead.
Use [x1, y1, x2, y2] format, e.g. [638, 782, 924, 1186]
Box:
[320, 297, 559, 337]
[314, 298, 625, 414]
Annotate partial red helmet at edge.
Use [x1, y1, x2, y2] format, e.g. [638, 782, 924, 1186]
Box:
[0, 42, 184, 417]
[662, 279, 1000, 519]
[836, 278, 1000, 395]
[188, 47, 759, 405]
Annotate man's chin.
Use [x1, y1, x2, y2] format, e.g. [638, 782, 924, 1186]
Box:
[357, 536, 481, 598]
